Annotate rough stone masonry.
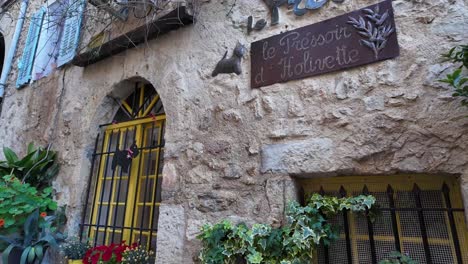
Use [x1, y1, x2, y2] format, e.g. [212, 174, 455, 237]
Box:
[0, 0, 467, 263]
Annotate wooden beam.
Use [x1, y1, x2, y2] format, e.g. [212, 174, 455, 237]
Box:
[72, 6, 193, 67]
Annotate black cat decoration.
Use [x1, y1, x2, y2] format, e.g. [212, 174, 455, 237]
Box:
[212, 42, 247, 77]
[112, 142, 140, 173]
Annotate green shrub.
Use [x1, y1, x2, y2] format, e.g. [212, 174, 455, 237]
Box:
[0, 143, 59, 190]
[0, 175, 57, 235]
[1, 209, 65, 264]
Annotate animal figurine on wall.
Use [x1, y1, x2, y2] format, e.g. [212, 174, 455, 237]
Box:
[248, 16, 267, 34]
[262, 0, 288, 25]
[112, 142, 140, 173]
[212, 42, 247, 77]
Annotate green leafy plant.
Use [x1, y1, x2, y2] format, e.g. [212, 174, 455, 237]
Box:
[0, 209, 65, 264]
[60, 237, 91, 260]
[0, 175, 57, 235]
[0, 143, 59, 190]
[122, 244, 155, 264]
[379, 251, 418, 264]
[439, 45, 468, 107]
[197, 194, 376, 264]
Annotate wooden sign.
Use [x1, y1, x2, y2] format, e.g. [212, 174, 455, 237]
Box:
[251, 0, 399, 88]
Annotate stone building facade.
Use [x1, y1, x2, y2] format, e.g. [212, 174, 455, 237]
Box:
[0, 0, 467, 263]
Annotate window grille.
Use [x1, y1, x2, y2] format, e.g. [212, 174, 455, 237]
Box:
[81, 83, 165, 252]
[300, 175, 468, 264]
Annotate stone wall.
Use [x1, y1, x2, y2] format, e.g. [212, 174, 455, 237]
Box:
[0, 0, 467, 263]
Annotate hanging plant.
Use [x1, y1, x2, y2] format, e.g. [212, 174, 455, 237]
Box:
[197, 194, 376, 264]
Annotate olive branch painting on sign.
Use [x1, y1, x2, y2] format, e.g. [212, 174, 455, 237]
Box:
[347, 5, 395, 59]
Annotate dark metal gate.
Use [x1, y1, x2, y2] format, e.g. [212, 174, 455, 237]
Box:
[300, 175, 468, 264]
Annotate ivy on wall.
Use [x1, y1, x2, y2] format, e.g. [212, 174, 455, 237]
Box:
[197, 194, 376, 264]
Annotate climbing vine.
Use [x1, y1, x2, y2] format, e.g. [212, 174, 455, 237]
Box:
[197, 194, 376, 264]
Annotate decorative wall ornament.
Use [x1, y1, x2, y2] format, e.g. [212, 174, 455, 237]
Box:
[289, 0, 328, 16]
[262, 0, 346, 25]
[212, 43, 247, 77]
[262, 0, 288, 25]
[347, 5, 395, 59]
[247, 16, 267, 34]
[111, 142, 140, 173]
[250, 0, 399, 88]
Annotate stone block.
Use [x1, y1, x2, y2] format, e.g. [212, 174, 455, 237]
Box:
[155, 205, 186, 264]
[261, 138, 335, 174]
[363, 96, 385, 111]
[187, 165, 213, 184]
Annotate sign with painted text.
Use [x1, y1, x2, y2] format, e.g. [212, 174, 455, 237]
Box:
[251, 0, 399, 88]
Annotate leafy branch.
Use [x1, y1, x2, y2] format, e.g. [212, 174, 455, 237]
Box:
[348, 5, 394, 59]
[439, 45, 468, 107]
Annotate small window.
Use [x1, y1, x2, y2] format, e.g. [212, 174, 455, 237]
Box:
[16, 0, 85, 87]
[300, 175, 468, 264]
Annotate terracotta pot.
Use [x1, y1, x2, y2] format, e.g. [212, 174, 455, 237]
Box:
[68, 260, 83, 264]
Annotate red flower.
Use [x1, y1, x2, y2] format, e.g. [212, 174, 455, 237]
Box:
[0, 219, 5, 228]
[40, 212, 47, 218]
[102, 249, 112, 261]
[83, 241, 130, 264]
[91, 252, 101, 264]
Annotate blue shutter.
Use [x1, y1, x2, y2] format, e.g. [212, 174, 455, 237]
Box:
[16, 8, 46, 88]
[56, 0, 86, 67]
[32, 1, 63, 80]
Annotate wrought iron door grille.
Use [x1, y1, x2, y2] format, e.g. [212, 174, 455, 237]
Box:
[80, 83, 165, 252]
[300, 175, 468, 264]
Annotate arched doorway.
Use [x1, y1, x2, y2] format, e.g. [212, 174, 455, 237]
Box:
[81, 82, 165, 253]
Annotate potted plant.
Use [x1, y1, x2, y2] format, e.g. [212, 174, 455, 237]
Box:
[122, 244, 155, 264]
[61, 237, 91, 264]
[1, 209, 64, 264]
[83, 242, 131, 264]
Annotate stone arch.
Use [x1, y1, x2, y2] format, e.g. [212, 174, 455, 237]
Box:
[80, 77, 165, 251]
